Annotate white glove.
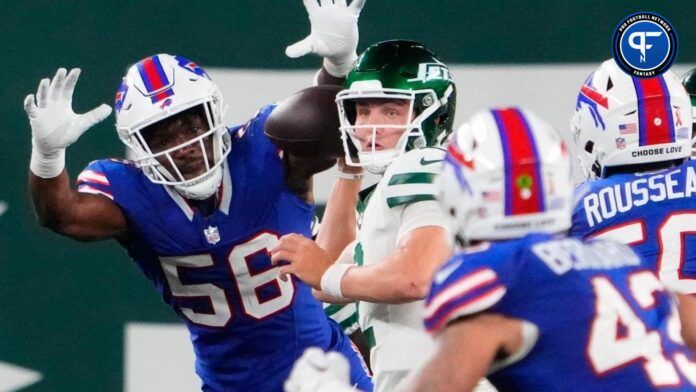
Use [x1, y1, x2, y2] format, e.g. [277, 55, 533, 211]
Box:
[286, 0, 366, 77]
[24, 68, 112, 178]
[284, 347, 357, 392]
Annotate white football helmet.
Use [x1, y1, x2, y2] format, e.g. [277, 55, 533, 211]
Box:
[571, 59, 692, 179]
[437, 107, 572, 244]
[115, 54, 230, 199]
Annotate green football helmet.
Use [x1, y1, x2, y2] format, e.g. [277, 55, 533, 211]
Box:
[336, 40, 456, 173]
[682, 68, 696, 156]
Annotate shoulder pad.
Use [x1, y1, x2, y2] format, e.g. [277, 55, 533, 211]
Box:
[383, 148, 445, 208]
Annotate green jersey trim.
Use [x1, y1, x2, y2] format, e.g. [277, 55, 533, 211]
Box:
[387, 172, 437, 186]
[386, 194, 436, 208]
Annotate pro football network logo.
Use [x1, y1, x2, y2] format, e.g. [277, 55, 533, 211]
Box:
[612, 12, 678, 78]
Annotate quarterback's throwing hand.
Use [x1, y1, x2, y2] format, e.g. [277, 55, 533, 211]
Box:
[286, 0, 366, 77]
[270, 233, 333, 289]
[24, 68, 112, 155]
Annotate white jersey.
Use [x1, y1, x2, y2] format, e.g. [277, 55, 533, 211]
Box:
[354, 147, 450, 391]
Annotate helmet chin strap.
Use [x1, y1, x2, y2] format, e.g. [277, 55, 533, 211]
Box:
[174, 166, 223, 200]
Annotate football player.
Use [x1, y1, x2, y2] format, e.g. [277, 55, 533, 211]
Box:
[286, 108, 696, 392]
[24, 1, 373, 391]
[682, 67, 696, 157]
[569, 59, 696, 344]
[271, 40, 462, 391]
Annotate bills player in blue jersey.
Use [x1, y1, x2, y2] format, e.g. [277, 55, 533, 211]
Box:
[24, 2, 372, 391]
[285, 108, 696, 392]
[569, 59, 696, 344]
[409, 107, 696, 391]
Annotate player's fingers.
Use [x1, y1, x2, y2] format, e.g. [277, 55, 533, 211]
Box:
[63, 68, 81, 102]
[274, 234, 302, 252]
[49, 68, 67, 101]
[271, 238, 285, 254]
[36, 78, 50, 108]
[285, 36, 314, 58]
[278, 265, 293, 281]
[349, 0, 366, 14]
[82, 104, 112, 127]
[302, 0, 319, 12]
[23, 94, 37, 117]
[270, 249, 295, 266]
[335, 0, 348, 6]
[75, 104, 112, 137]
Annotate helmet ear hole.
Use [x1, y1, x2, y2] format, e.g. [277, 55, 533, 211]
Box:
[584, 141, 594, 154]
[606, 77, 613, 91]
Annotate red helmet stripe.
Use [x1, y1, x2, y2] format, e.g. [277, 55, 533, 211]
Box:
[491, 108, 545, 216]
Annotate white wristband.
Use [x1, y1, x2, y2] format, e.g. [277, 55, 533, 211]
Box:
[30, 142, 66, 179]
[322, 53, 358, 78]
[321, 263, 353, 299]
[336, 170, 363, 181]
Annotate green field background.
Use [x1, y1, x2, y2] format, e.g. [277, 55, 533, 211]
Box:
[2, 1, 695, 390]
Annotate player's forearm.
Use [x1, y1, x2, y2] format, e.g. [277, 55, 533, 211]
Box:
[341, 253, 432, 304]
[29, 170, 127, 241]
[316, 178, 360, 260]
[30, 170, 79, 231]
[400, 349, 483, 392]
[312, 288, 354, 304]
[341, 228, 451, 303]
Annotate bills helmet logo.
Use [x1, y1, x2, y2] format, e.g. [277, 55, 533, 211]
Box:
[114, 80, 129, 113]
[175, 55, 210, 79]
[159, 98, 173, 110]
[576, 74, 608, 130]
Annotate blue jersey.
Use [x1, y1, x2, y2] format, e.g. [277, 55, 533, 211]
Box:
[77, 105, 372, 392]
[425, 234, 696, 391]
[570, 160, 696, 293]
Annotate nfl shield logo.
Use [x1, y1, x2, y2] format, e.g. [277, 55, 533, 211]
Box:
[204, 226, 220, 245]
[615, 137, 626, 150]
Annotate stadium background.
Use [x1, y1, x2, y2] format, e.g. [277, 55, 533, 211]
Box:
[1, 1, 695, 390]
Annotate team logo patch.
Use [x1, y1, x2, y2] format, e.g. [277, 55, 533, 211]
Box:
[612, 12, 678, 78]
[515, 174, 533, 200]
[114, 80, 129, 113]
[615, 137, 627, 149]
[576, 75, 606, 130]
[407, 62, 450, 82]
[204, 226, 221, 245]
[175, 55, 210, 79]
[159, 98, 173, 110]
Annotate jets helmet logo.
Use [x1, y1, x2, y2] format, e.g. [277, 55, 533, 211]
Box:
[408, 63, 450, 83]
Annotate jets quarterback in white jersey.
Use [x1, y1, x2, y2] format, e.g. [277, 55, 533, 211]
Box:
[273, 39, 491, 392]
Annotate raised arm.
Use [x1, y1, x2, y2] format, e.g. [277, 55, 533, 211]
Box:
[26, 68, 127, 241]
[281, 0, 365, 196]
[315, 158, 363, 260]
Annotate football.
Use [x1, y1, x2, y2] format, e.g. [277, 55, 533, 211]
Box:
[264, 84, 344, 159]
